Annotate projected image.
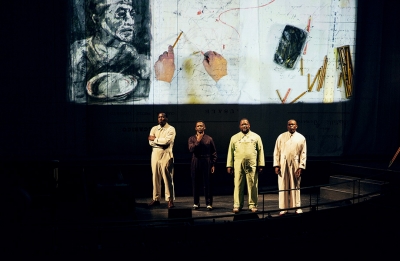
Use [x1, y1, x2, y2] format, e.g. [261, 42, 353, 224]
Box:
[68, 0, 151, 104]
[273, 25, 308, 70]
[68, 0, 357, 105]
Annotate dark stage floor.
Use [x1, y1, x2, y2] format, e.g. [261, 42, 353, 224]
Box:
[133, 193, 329, 224]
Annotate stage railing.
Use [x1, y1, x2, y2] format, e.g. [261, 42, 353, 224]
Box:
[258, 177, 378, 219]
[85, 177, 385, 226]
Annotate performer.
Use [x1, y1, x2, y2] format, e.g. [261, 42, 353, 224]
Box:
[273, 119, 307, 215]
[188, 121, 217, 210]
[227, 118, 265, 213]
[148, 112, 176, 208]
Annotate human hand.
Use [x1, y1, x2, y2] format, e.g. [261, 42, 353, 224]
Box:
[275, 167, 281, 175]
[211, 166, 215, 174]
[196, 132, 204, 142]
[295, 169, 302, 178]
[227, 167, 233, 174]
[203, 51, 227, 82]
[258, 167, 263, 173]
[148, 135, 155, 141]
[154, 45, 175, 83]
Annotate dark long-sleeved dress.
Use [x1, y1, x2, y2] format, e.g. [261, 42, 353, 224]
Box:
[188, 134, 217, 207]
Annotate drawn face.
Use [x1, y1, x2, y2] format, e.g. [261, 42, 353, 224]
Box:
[98, 1, 136, 42]
[239, 120, 250, 134]
[287, 120, 298, 134]
[195, 122, 206, 134]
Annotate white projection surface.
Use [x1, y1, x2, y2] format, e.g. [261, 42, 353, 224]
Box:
[69, 0, 357, 104]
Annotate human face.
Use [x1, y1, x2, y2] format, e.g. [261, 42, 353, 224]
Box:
[158, 113, 167, 126]
[195, 122, 206, 134]
[99, 1, 135, 42]
[287, 120, 297, 134]
[239, 120, 250, 134]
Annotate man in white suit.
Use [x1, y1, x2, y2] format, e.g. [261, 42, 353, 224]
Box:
[148, 112, 176, 208]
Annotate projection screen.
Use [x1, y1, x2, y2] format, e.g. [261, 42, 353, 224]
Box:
[68, 0, 357, 105]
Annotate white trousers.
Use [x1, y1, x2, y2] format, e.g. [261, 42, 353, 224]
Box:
[151, 148, 175, 201]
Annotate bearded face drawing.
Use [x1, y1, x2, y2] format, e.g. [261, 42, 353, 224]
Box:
[69, 0, 151, 104]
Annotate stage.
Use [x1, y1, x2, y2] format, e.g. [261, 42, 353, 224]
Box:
[1, 159, 399, 258]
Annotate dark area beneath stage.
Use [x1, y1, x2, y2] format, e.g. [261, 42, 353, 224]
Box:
[1, 158, 399, 258]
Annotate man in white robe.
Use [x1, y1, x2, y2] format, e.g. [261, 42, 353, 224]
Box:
[273, 119, 307, 215]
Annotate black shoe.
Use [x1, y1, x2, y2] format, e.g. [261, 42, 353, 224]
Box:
[168, 200, 175, 208]
[148, 200, 160, 206]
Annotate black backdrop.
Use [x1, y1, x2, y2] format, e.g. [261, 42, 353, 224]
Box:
[0, 0, 399, 167]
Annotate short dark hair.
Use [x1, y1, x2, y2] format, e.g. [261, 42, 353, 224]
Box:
[240, 118, 250, 124]
[159, 112, 168, 118]
[195, 120, 205, 126]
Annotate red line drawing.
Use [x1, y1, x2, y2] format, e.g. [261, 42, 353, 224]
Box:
[217, 0, 276, 37]
[303, 16, 311, 55]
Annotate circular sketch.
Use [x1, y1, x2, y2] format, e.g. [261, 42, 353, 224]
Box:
[86, 72, 137, 101]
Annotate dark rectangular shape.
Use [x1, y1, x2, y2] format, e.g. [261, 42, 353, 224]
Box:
[274, 25, 308, 69]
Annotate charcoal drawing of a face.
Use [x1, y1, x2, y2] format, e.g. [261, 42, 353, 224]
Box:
[68, 0, 151, 104]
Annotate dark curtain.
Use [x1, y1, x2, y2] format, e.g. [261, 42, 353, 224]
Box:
[344, 0, 400, 158]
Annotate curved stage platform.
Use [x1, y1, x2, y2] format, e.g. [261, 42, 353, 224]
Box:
[1, 160, 399, 258]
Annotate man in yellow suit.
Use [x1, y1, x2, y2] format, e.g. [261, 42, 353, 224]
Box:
[227, 118, 265, 213]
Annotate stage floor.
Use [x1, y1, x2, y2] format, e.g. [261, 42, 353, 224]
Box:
[128, 193, 338, 225]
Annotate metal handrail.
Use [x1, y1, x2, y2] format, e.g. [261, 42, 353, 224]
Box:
[10, 161, 388, 227]
[37, 178, 382, 228]
[258, 177, 386, 218]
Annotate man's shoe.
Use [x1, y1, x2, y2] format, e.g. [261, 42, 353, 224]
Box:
[168, 200, 175, 208]
[193, 204, 199, 210]
[279, 210, 287, 216]
[148, 200, 160, 206]
[295, 209, 303, 214]
[206, 205, 213, 211]
[233, 207, 240, 213]
[251, 207, 258, 213]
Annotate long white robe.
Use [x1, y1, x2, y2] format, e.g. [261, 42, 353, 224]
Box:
[273, 131, 307, 209]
